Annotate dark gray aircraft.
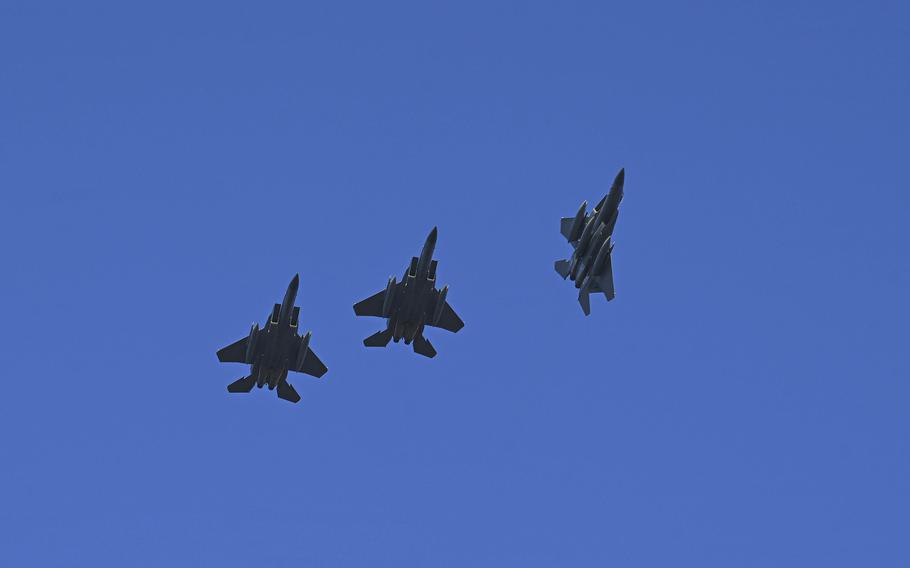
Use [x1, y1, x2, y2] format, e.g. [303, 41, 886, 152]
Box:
[216, 274, 327, 403]
[353, 227, 464, 358]
[555, 168, 625, 315]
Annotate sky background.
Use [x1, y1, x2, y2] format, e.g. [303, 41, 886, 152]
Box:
[1, 1, 908, 566]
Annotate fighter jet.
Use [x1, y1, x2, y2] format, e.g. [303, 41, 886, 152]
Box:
[353, 227, 464, 358]
[555, 168, 625, 315]
[216, 274, 327, 403]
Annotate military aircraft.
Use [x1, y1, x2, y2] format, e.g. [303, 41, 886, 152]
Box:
[216, 274, 327, 403]
[353, 227, 464, 358]
[555, 168, 625, 315]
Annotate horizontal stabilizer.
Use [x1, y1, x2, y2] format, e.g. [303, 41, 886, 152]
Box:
[554, 259, 571, 279]
[227, 375, 256, 393]
[364, 329, 392, 347]
[276, 380, 301, 403]
[412, 334, 437, 358]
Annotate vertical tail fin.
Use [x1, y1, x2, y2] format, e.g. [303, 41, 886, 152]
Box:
[364, 329, 393, 347]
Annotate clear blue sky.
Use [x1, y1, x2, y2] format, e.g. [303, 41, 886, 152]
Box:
[1, 1, 908, 566]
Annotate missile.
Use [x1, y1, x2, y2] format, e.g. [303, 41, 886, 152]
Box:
[382, 276, 397, 317]
[432, 285, 448, 325]
[245, 323, 259, 363]
[296, 331, 312, 369]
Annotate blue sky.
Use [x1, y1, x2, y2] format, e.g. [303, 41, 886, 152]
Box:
[1, 1, 908, 566]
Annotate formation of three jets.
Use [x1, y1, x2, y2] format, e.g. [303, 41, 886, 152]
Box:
[216, 168, 626, 403]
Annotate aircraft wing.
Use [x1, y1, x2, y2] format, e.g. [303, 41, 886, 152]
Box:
[353, 290, 386, 317]
[587, 256, 616, 300]
[560, 217, 580, 246]
[430, 301, 464, 333]
[216, 337, 248, 363]
[294, 342, 328, 378]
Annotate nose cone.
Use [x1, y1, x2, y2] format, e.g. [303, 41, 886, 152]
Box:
[614, 168, 625, 188]
[417, 227, 438, 275]
[280, 273, 300, 321]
